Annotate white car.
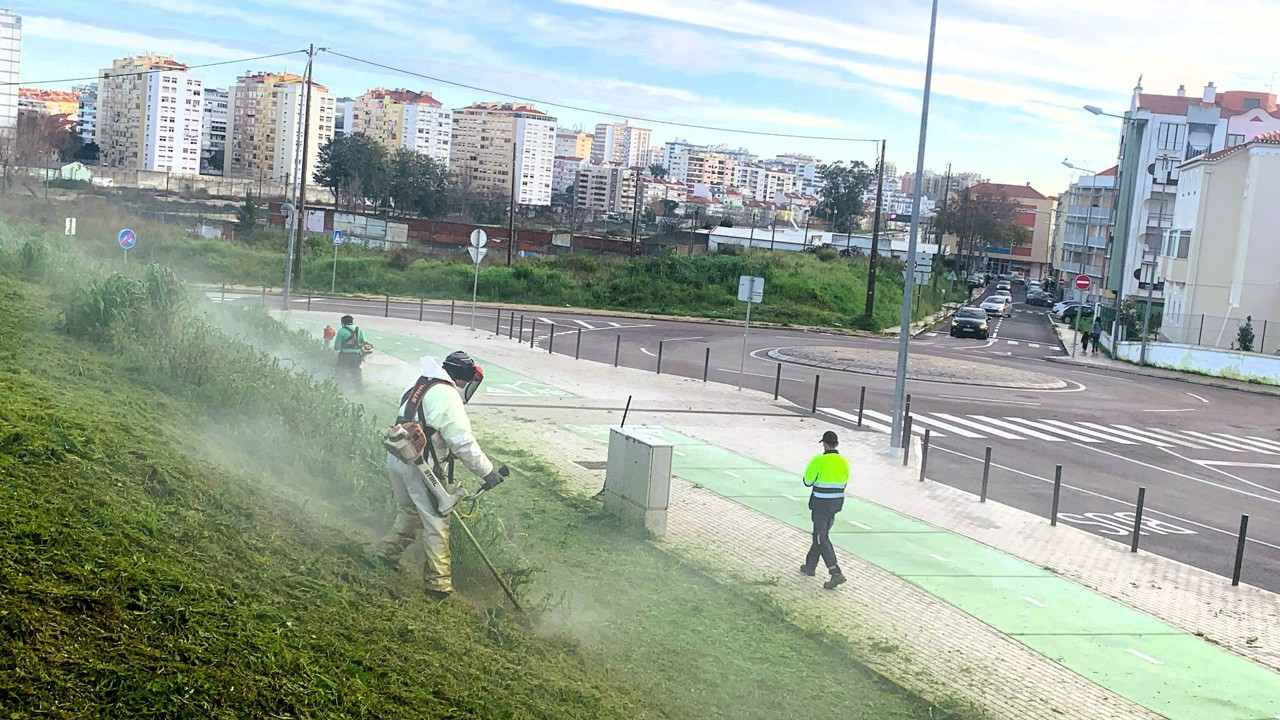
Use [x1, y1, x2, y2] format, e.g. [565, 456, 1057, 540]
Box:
[981, 296, 1011, 317]
[994, 289, 1013, 300]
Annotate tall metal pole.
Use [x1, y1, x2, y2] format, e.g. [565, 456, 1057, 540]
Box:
[283, 44, 315, 306]
[865, 139, 886, 318]
[507, 136, 517, 266]
[1139, 262, 1154, 364]
[890, 0, 939, 452]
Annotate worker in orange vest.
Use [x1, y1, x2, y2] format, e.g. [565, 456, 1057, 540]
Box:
[323, 324, 336, 343]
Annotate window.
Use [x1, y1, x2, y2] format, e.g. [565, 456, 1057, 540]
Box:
[1228, 134, 1245, 147]
[1243, 98, 1261, 110]
[1157, 122, 1185, 151]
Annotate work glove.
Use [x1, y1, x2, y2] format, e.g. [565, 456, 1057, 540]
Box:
[481, 466, 509, 491]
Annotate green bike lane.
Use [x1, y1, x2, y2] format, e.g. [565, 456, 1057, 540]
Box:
[303, 323, 1280, 719]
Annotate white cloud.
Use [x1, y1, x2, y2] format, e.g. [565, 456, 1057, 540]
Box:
[23, 16, 248, 60]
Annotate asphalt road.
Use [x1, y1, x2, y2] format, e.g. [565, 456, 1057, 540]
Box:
[222, 285, 1280, 593]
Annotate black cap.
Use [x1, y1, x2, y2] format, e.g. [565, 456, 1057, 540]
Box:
[821, 430, 838, 446]
[340, 315, 354, 325]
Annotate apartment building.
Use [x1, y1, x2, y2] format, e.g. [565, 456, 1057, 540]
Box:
[1109, 82, 1279, 303]
[224, 71, 335, 185]
[572, 163, 642, 215]
[552, 155, 588, 194]
[201, 87, 228, 174]
[352, 87, 452, 165]
[762, 154, 823, 196]
[949, 182, 1055, 278]
[98, 54, 204, 174]
[0, 11, 19, 133]
[1158, 131, 1280, 350]
[17, 88, 79, 131]
[74, 84, 97, 144]
[1056, 169, 1116, 295]
[450, 102, 556, 206]
[900, 169, 984, 202]
[661, 139, 756, 184]
[591, 120, 651, 167]
[733, 163, 797, 202]
[555, 128, 592, 160]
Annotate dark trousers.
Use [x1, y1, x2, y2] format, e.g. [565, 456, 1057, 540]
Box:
[335, 352, 363, 391]
[805, 497, 843, 573]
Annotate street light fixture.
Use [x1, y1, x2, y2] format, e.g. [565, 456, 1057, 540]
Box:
[1061, 159, 1098, 174]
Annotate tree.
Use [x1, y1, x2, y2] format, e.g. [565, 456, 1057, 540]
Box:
[1237, 316, 1256, 352]
[313, 133, 388, 210]
[0, 110, 74, 191]
[815, 160, 875, 234]
[648, 163, 668, 179]
[386, 147, 449, 218]
[931, 189, 1032, 273]
[235, 192, 258, 238]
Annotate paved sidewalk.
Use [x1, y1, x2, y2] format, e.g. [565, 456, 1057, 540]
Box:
[284, 310, 1280, 720]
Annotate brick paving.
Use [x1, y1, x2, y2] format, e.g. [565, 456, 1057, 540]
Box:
[292, 310, 1280, 718]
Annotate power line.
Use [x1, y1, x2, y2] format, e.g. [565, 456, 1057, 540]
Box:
[322, 49, 881, 144]
[3, 49, 311, 87]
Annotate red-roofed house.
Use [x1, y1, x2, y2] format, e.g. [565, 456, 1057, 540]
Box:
[353, 87, 451, 165]
[1155, 130, 1280, 349]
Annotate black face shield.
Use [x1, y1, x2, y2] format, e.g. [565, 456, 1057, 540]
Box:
[462, 365, 484, 404]
[442, 351, 483, 403]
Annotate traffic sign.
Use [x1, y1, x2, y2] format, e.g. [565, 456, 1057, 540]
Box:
[470, 229, 488, 248]
[468, 246, 488, 264]
[333, 229, 344, 246]
[118, 228, 136, 250]
[1075, 275, 1091, 290]
[737, 275, 764, 303]
[1058, 278, 1066, 287]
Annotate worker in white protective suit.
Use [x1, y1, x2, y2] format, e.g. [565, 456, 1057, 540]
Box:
[372, 351, 505, 599]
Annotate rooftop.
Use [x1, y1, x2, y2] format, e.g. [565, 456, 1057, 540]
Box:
[969, 182, 1048, 201]
[362, 87, 442, 107]
[1183, 129, 1280, 167]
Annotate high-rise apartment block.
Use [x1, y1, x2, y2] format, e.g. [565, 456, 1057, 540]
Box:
[352, 88, 452, 165]
[591, 120, 651, 167]
[0, 10, 19, 134]
[450, 102, 556, 206]
[74, 83, 97, 144]
[224, 71, 335, 186]
[97, 54, 204, 174]
[733, 163, 798, 202]
[201, 87, 228, 174]
[555, 128, 592, 160]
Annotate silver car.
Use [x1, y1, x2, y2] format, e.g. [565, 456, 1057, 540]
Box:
[981, 296, 1011, 317]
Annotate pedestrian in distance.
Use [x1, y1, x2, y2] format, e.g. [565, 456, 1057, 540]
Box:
[333, 315, 368, 391]
[1081, 328, 1090, 354]
[1089, 318, 1103, 356]
[800, 430, 849, 590]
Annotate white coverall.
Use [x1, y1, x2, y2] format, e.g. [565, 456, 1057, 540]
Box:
[375, 356, 495, 593]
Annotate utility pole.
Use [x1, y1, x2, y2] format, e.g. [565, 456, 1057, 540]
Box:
[284, 43, 316, 304]
[507, 136, 518, 266]
[864, 139, 887, 319]
[630, 167, 643, 251]
[938, 163, 951, 246]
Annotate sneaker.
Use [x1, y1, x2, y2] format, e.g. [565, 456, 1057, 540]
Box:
[823, 573, 847, 590]
[799, 565, 816, 577]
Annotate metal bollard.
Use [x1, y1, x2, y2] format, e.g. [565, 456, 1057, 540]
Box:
[857, 386, 866, 427]
[530, 319, 537, 348]
[576, 328, 583, 360]
[548, 325, 555, 354]
[614, 334, 621, 367]
[919, 429, 931, 482]
[385, 294, 390, 318]
[905, 393, 912, 419]
[1232, 514, 1250, 587]
[657, 340, 664, 374]
[419, 298, 424, 322]
[495, 309, 502, 335]
[703, 347, 710, 382]
[1050, 465, 1062, 526]
[773, 363, 782, 400]
[221, 283, 225, 303]
[449, 299, 454, 325]
[902, 416, 913, 466]
[517, 314, 524, 341]
[1130, 487, 1147, 553]
[307, 293, 311, 311]
[810, 374, 820, 414]
[980, 446, 992, 502]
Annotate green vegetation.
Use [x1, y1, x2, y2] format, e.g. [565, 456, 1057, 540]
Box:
[0, 213, 978, 718]
[8, 195, 965, 332]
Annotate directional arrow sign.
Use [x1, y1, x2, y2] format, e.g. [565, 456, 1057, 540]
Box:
[468, 246, 488, 264]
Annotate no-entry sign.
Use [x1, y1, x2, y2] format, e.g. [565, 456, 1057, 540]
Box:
[1075, 275, 1091, 290]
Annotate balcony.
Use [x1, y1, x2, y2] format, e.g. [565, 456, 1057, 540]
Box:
[1146, 212, 1174, 230]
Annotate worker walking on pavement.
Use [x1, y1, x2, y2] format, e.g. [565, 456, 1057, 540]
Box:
[372, 352, 505, 600]
[333, 315, 367, 391]
[800, 430, 849, 590]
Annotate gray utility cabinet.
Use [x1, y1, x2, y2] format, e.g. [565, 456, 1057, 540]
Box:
[603, 427, 673, 536]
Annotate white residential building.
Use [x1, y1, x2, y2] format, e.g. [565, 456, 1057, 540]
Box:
[99, 54, 204, 174]
[352, 88, 452, 165]
[0, 10, 18, 134]
[1055, 170, 1115, 295]
[552, 155, 588, 195]
[201, 87, 228, 174]
[75, 83, 98, 145]
[592, 120, 651, 168]
[274, 81, 336, 189]
[225, 71, 334, 184]
[661, 139, 756, 184]
[555, 128, 592, 159]
[762, 154, 824, 196]
[335, 98, 354, 136]
[450, 102, 556, 206]
[733, 163, 798, 202]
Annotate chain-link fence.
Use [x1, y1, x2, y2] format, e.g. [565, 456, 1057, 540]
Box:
[1160, 313, 1280, 355]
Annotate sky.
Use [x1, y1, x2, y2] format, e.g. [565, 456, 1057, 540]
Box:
[11, 0, 1279, 197]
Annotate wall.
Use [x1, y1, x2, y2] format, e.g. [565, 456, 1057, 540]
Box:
[1112, 340, 1280, 385]
[86, 166, 331, 202]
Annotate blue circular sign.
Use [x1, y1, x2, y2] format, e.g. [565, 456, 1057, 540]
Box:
[118, 228, 137, 250]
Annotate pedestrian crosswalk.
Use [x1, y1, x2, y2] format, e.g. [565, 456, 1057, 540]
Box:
[534, 317, 650, 331]
[924, 332, 1048, 349]
[818, 407, 1280, 454]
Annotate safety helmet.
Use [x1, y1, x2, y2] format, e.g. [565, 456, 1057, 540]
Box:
[442, 350, 480, 383]
[340, 315, 355, 326]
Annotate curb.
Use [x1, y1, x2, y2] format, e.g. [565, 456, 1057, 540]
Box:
[1044, 355, 1280, 397]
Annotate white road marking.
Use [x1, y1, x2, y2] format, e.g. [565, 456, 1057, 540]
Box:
[607, 322, 622, 328]
[975, 416, 1066, 442]
[1007, 341, 1020, 346]
[903, 413, 985, 438]
[662, 336, 708, 343]
[1185, 431, 1277, 455]
[929, 554, 949, 562]
[847, 519, 873, 530]
[1043, 419, 1137, 444]
[1110, 424, 1208, 450]
[863, 409, 933, 436]
[1029, 343, 1041, 348]
[1090, 444, 1280, 505]
[724, 470, 741, 478]
[927, 332, 939, 337]
[929, 413, 1020, 439]
[782, 494, 799, 501]
[1000, 417, 1098, 442]
[1143, 408, 1196, 413]
[939, 395, 1042, 407]
[820, 407, 893, 434]
[1143, 428, 1241, 453]
[673, 449, 686, 457]
[1247, 436, 1280, 453]
[572, 319, 595, 329]
[1186, 392, 1210, 403]
[1125, 648, 1163, 665]
[1198, 460, 1280, 469]
[537, 317, 555, 325]
[640, 348, 657, 357]
[1077, 422, 1173, 448]
[1023, 596, 1047, 608]
[1220, 435, 1280, 454]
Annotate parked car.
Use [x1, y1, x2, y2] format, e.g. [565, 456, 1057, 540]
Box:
[950, 306, 991, 339]
[967, 274, 986, 289]
[1025, 290, 1054, 307]
[1051, 302, 1094, 323]
[981, 296, 1011, 317]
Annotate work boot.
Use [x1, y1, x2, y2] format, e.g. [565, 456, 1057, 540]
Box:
[799, 565, 816, 577]
[362, 550, 401, 572]
[823, 572, 847, 590]
[425, 587, 453, 602]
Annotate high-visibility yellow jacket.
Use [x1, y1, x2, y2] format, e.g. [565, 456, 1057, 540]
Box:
[803, 450, 849, 499]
